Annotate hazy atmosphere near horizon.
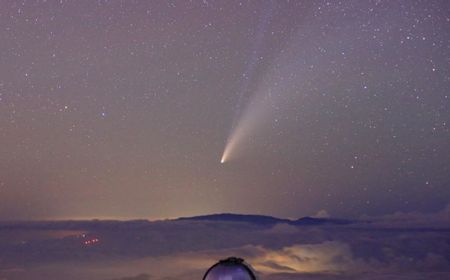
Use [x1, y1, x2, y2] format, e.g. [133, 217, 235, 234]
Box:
[0, 0, 449, 279]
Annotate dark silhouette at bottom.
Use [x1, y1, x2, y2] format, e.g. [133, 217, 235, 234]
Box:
[203, 257, 257, 280]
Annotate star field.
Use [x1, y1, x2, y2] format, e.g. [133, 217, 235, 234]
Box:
[0, 0, 449, 220]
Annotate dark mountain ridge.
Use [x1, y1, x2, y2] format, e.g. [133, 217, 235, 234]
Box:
[0, 213, 355, 230]
[177, 213, 354, 226]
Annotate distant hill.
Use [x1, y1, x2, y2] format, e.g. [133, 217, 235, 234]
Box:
[176, 213, 291, 224]
[176, 213, 354, 226]
[0, 214, 354, 231]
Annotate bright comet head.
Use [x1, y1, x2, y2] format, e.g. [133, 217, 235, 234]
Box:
[220, 144, 231, 164]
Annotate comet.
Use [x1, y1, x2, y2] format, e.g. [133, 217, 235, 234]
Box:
[220, 32, 311, 164]
[221, 1, 275, 164]
[220, 93, 272, 163]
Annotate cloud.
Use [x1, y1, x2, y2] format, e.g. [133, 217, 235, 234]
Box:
[0, 207, 449, 280]
[312, 210, 330, 218]
[168, 238, 450, 279]
[366, 203, 450, 228]
[254, 242, 362, 274]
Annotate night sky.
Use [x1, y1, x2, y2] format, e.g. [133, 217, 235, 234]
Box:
[0, 0, 449, 220]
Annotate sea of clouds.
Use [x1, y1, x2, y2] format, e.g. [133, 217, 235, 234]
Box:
[0, 205, 449, 280]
